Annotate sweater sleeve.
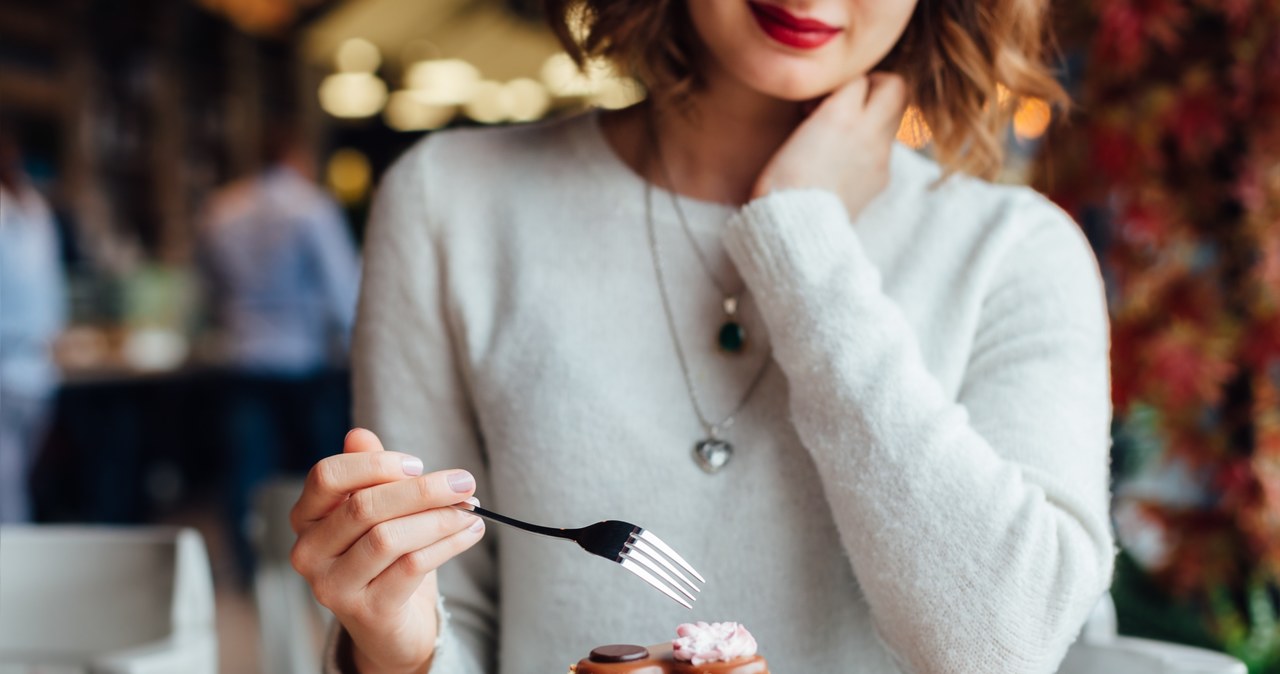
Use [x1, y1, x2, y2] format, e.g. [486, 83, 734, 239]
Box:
[326, 139, 498, 674]
[721, 188, 1115, 674]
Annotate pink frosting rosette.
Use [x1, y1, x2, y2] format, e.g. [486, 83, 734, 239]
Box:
[671, 621, 758, 665]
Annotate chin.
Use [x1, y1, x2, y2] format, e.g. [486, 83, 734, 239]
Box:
[753, 77, 841, 102]
[739, 61, 851, 102]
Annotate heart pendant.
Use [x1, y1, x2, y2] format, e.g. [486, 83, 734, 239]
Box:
[693, 439, 733, 474]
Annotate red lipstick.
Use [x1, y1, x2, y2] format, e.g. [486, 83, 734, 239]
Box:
[748, 2, 842, 50]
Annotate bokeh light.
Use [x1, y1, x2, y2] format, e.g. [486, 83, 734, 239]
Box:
[405, 59, 481, 106]
[504, 78, 551, 122]
[1013, 98, 1052, 141]
[326, 148, 372, 203]
[318, 72, 388, 118]
[897, 106, 932, 150]
[384, 91, 457, 131]
[541, 53, 607, 97]
[464, 80, 509, 124]
[334, 37, 381, 74]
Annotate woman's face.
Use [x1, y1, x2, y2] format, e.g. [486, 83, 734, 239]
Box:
[685, 0, 918, 101]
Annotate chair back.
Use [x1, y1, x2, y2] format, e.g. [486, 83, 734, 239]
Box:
[0, 526, 216, 672]
[1056, 594, 1246, 674]
[252, 478, 331, 674]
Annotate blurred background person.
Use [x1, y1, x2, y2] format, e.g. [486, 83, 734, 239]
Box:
[197, 123, 360, 583]
[0, 117, 68, 523]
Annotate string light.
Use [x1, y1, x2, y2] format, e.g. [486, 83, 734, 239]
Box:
[318, 72, 388, 118]
[505, 78, 551, 122]
[897, 106, 932, 149]
[1013, 98, 1052, 141]
[541, 53, 612, 97]
[326, 148, 372, 204]
[335, 38, 381, 74]
[464, 80, 509, 124]
[384, 91, 457, 131]
[406, 59, 481, 106]
[196, 0, 317, 34]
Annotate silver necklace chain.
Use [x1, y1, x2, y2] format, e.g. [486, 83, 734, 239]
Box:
[648, 119, 745, 300]
[643, 157, 772, 440]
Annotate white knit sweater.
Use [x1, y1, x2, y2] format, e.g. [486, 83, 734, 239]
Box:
[342, 110, 1115, 673]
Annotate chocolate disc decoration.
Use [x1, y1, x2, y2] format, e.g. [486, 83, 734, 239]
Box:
[589, 645, 650, 663]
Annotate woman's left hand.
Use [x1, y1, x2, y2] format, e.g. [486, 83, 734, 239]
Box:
[752, 73, 907, 219]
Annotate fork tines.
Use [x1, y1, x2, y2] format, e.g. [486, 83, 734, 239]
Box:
[618, 529, 705, 609]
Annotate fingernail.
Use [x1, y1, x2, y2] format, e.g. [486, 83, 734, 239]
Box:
[448, 471, 475, 493]
[464, 496, 480, 507]
[402, 457, 424, 476]
[469, 517, 485, 533]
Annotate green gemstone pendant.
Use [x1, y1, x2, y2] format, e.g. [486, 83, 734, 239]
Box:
[718, 295, 745, 353]
[718, 321, 746, 353]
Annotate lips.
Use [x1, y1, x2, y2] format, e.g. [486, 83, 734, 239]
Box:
[748, 1, 842, 50]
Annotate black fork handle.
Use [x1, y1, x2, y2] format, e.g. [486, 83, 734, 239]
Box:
[451, 502, 578, 541]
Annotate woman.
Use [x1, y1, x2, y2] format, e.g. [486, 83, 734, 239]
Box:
[292, 1, 1115, 672]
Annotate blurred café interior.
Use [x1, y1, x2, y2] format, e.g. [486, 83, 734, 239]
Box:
[1, 0, 1280, 672]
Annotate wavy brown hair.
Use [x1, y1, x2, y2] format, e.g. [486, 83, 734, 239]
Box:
[543, 0, 1068, 180]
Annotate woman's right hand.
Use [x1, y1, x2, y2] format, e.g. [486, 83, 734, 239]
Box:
[290, 428, 486, 674]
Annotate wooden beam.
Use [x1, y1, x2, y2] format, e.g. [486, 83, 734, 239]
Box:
[0, 68, 62, 113]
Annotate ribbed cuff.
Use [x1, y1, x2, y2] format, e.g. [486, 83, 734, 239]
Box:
[323, 594, 453, 674]
[722, 189, 874, 296]
[428, 592, 455, 672]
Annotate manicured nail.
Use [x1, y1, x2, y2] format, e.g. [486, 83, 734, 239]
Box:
[448, 471, 475, 493]
[402, 457, 424, 476]
[464, 496, 480, 507]
[469, 517, 485, 533]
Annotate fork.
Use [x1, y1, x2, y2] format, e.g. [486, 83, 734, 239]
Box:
[451, 501, 705, 608]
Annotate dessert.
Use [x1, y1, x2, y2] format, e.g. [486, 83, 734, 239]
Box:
[571, 622, 768, 674]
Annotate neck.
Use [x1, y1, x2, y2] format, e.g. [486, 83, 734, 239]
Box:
[604, 66, 806, 206]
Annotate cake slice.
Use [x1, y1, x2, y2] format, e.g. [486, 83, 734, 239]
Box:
[571, 622, 768, 674]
